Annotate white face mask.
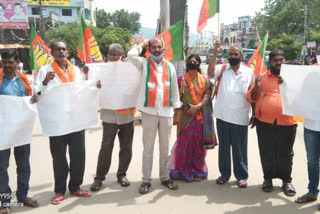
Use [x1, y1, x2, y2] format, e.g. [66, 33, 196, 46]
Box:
[317, 55, 320, 64]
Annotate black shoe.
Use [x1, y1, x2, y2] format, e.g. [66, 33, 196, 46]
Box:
[262, 179, 273, 192]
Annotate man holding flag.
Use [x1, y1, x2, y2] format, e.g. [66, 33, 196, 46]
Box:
[128, 38, 180, 194]
[208, 41, 255, 188]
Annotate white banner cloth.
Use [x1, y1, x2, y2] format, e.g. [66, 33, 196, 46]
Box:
[88, 62, 141, 109]
[0, 95, 36, 150]
[280, 64, 320, 120]
[37, 80, 99, 137]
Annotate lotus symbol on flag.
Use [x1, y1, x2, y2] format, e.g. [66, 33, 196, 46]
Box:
[159, 35, 167, 51]
[88, 34, 104, 63]
[249, 56, 257, 71]
[34, 41, 53, 68]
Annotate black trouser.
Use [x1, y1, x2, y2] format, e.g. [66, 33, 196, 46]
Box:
[256, 120, 297, 183]
[95, 121, 134, 181]
[49, 130, 85, 194]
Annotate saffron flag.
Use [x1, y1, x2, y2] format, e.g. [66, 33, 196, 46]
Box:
[247, 33, 269, 77]
[77, 12, 104, 63]
[29, 25, 53, 78]
[197, 0, 220, 34]
[146, 20, 184, 62]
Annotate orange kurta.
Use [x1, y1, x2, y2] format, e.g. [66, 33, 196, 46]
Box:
[247, 70, 296, 126]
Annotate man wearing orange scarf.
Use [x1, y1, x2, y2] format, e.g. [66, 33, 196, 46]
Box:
[0, 51, 38, 214]
[33, 40, 91, 205]
[128, 38, 180, 194]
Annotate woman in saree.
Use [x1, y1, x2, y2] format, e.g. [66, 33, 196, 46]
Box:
[170, 54, 217, 182]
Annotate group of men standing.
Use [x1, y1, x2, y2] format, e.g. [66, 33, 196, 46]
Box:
[1, 37, 320, 214]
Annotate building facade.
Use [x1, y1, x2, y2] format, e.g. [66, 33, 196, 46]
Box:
[220, 16, 258, 48]
[237, 16, 257, 48]
[27, 0, 96, 29]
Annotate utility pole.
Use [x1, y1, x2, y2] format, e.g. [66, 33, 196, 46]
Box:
[159, 0, 170, 33]
[37, 0, 45, 40]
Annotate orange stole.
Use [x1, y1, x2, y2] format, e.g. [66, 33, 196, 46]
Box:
[144, 57, 172, 107]
[185, 72, 206, 121]
[51, 59, 75, 83]
[0, 69, 32, 96]
[115, 108, 136, 116]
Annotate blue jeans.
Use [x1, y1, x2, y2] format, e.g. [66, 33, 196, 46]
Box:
[304, 127, 320, 197]
[216, 119, 248, 181]
[0, 144, 31, 205]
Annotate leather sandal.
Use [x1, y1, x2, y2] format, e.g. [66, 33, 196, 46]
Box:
[282, 182, 296, 197]
[90, 179, 102, 192]
[295, 193, 317, 203]
[139, 182, 151, 194]
[161, 179, 178, 190]
[18, 197, 39, 208]
[216, 176, 228, 185]
[118, 177, 130, 187]
[237, 180, 247, 188]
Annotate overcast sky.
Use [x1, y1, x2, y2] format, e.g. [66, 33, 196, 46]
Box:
[95, 0, 266, 34]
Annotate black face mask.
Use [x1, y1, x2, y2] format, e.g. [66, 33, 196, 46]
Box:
[186, 63, 200, 70]
[228, 58, 241, 66]
[270, 66, 280, 76]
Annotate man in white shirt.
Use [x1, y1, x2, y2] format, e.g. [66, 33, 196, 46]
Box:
[295, 46, 320, 209]
[128, 38, 180, 194]
[33, 40, 92, 205]
[208, 41, 254, 188]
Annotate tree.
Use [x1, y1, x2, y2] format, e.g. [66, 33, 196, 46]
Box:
[247, 39, 257, 49]
[46, 21, 80, 57]
[95, 9, 141, 34]
[95, 9, 113, 28]
[267, 33, 302, 59]
[255, 0, 320, 39]
[46, 21, 132, 59]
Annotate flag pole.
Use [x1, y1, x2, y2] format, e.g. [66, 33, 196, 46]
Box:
[259, 32, 268, 75]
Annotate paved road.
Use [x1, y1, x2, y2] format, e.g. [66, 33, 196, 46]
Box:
[6, 66, 318, 213]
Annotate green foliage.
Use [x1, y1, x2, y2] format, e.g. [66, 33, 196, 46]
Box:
[255, 0, 320, 59]
[45, 21, 132, 59]
[247, 39, 257, 49]
[267, 33, 302, 59]
[95, 9, 113, 28]
[310, 30, 320, 47]
[90, 26, 132, 56]
[96, 9, 141, 34]
[46, 21, 80, 57]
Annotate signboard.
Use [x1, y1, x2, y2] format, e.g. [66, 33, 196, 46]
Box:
[27, 0, 70, 7]
[306, 41, 316, 49]
[0, 0, 29, 29]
